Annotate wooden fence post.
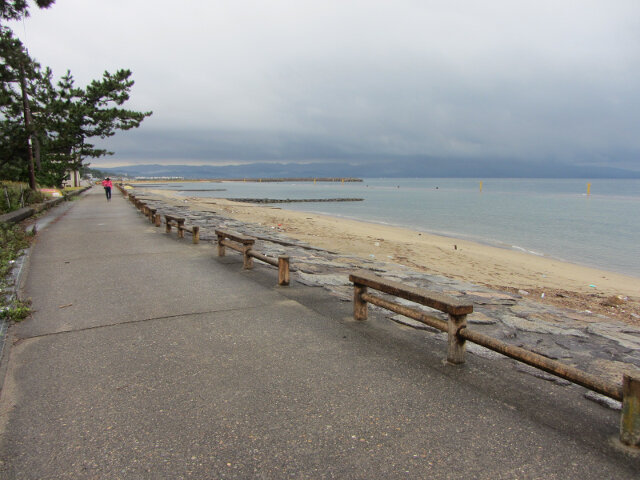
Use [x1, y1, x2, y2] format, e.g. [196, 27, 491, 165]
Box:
[165, 215, 171, 234]
[354, 283, 368, 321]
[154, 212, 161, 227]
[217, 232, 225, 256]
[621, 374, 640, 447]
[447, 313, 467, 364]
[192, 226, 200, 244]
[243, 247, 253, 269]
[278, 255, 290, 286]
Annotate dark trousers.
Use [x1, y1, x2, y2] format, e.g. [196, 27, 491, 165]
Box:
[104, 187, 111, 199]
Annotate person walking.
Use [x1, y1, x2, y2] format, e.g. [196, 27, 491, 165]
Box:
[102, 177, 112, 201]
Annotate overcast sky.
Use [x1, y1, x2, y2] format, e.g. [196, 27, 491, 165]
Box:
[11, 0, 640, 173]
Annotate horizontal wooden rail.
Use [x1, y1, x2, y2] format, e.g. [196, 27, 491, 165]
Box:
[123, 191, 198, 241]
[351, 270, 472, 316]
[165, 215, 199, 243]
[349, 269, 640, 448]
[360, 292, 447, 333]
[216, 229, 289, 285]
[458, 327, 623, 400]
[249, 250, 290, 286]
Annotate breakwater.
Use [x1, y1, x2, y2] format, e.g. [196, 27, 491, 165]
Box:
[228, 198, 364, 204]
[223, 178, 363, 182]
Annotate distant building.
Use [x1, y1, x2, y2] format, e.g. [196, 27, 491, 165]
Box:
[63, 169, 81, 188]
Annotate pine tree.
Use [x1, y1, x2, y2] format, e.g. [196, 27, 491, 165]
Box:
[0, 1, 152, 187]
[0, 0, 56, 22]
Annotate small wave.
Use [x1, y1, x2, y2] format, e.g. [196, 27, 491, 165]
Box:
[511, 245, 545, 256]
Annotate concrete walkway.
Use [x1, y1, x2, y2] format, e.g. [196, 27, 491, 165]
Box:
[0, 188, 638, 479]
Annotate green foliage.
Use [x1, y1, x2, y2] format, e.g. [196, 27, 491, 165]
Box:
[0, 222, 33, 322]
[0, 180, 45, 214]
[1, 2, 152, 187]
[0, 220, 34, 323]
[42, 69, 152, 179]
[0, 298, 31, 322]
[0, 0, 55, 21]
[0, 222, 31, 277]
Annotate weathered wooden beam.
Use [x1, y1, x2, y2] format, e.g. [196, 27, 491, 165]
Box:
[349, 270, 473, 316]
[220, 239, 247, 254]
[243, 246, 253, 269]
[278, 256, 290, 286]
[360, 292, 447, 331]
[248, 250, 278, 267]
[214, 229, 256, 245]
[353, 283, 368, 321]
[245, 251, 290, 285]
[217, 232, 226, 256]
[621, 374, 640, 447]
[459, 327, 623, 400]
[447, 314, 467, 364]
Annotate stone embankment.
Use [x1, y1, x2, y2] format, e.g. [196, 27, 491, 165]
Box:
[131, 189, 640, 409]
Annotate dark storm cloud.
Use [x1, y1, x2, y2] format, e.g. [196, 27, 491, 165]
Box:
[13, 0, 640, 173]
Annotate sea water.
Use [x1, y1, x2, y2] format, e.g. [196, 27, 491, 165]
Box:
[145, 178, 640, 277]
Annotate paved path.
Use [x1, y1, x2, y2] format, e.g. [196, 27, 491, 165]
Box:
[0, 188, 638, 479]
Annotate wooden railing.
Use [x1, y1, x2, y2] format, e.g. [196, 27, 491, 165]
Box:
[122, 191, 199, 243]
[119, 185, 292, 286]
[165, 214, 200, 244]
[349, 269, 640, 448]
[216, 229, 290, 286]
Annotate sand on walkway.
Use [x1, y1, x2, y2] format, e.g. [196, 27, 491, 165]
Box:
[147, 189, 640, 325]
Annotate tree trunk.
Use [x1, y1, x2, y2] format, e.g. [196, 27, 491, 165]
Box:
[19, 64, 37, 190]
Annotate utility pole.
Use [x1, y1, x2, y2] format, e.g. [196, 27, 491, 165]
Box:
[19, 63, 37, 190]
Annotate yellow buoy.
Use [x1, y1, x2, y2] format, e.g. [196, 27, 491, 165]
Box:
[479, 181, 483, 192]
[587, 183, 591, 195]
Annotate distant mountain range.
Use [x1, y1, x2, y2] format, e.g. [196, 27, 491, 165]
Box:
[101, 159, 640, 179]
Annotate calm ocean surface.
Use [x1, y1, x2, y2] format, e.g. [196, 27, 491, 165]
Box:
[145, 178, 640, 277]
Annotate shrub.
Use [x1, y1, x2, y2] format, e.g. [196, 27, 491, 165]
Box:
[0, 181, 46, 214]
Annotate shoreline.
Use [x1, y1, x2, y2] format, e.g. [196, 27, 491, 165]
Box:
[146, 188, 640, 325]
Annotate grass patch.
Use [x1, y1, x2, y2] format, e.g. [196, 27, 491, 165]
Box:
[0, 222, 35, 323]
[0, 298, 31, 322]
[0, 181, 46, 214]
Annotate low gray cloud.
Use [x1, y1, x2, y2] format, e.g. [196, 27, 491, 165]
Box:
[14, 0, 640, 174]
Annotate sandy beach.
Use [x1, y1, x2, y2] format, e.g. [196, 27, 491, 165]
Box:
[147, 188, 640, 325]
